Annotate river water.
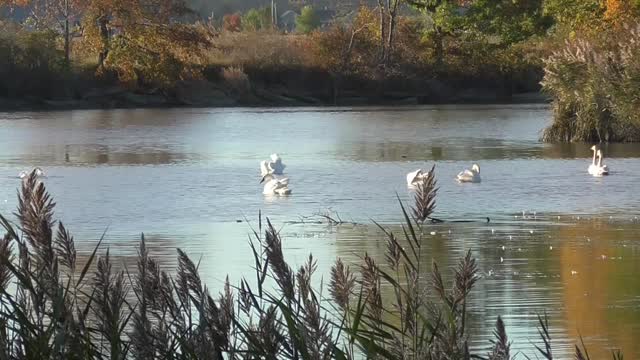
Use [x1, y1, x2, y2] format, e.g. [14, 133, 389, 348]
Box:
[0, 105, 639, 358]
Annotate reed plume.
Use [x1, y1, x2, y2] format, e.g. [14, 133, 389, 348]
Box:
[264, 220, 295, 302]
[0, 233, 12, 291]
[488, 316, 510, 360]
[54, 222, 76, 272]
[411, 165, 437, 223]
[329, 258, 356, 312]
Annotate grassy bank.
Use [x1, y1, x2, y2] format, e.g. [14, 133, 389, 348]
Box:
[0, 10, 547, 111]
[5, 1, 640, 142]
[0, 169, 624, 359]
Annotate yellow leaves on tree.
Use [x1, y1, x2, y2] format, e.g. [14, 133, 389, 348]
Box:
[603, 0, 633, 24]
[81, 0, 212, 88]
[604, 0, 627, 20]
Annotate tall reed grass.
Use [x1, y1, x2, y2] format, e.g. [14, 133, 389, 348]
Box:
[0, 169, 624, 359]
[542, 21, 640, 142]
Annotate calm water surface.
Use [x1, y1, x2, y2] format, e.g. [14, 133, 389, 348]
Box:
[0, 105, 639, 358]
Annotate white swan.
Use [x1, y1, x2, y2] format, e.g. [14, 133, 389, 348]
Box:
[260, 153, 286, 176]
[587, 145, 599, 175]
[591, 149, 609, 176]
[406, 169, 429, 187]
[261, 173, 291, 195]
[19, 167, 45, 179]
[456, 163, 481, 183]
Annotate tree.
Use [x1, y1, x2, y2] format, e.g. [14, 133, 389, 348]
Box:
[0, 0, 84, 64]
[296, 6, 320, 34]
[81, 0, 212, 87]
[464, 0, 551, 44]
[223, 12, 242, 32]
[243, 8, 262, 31]
[243, 7, 272, 31]
[542, 0, 602, 31]
[406, 0, 463, 67]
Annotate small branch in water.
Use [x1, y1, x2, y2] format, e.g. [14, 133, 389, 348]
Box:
[427, 217, 491, 224]
[314, 210, 360, 226]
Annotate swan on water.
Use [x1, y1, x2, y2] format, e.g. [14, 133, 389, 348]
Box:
[260, 153, 286, 176]
[456, 163, 481, 183]
[406, 169, 429, 187]
[260, 173, 291, 195]
[19, 167, 45, 179]
[591, 149, 609, 176]
[588, 145, 599, 175]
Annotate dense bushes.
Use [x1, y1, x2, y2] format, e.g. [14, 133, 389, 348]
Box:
[542, 22, 640, 142]
[0, 24, 67, 98]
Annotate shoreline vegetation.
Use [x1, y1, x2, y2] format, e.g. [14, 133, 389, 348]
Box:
[2, 1, 640, 141]
[0, 169, 626, 359]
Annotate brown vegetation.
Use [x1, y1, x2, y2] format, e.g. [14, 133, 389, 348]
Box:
[542, 21, 640, 142]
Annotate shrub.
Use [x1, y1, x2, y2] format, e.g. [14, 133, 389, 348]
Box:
[296, 6, 320, 34]
[0, 24, 66, 98]
[542, 22, 640, 142]
[223, 13, 242, 32]
[243, 7, 272, 32]
[221, 66, 251, 98]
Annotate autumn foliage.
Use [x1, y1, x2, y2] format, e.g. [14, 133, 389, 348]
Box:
[223, 13, 242, 32]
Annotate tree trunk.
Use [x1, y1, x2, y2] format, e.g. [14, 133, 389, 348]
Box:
[64, 0, 70, 64]
[434, 27, 444, 68]
[97, 16, 110, 70]
[385, 0, 398, 66]
[377, 0, 386, 63]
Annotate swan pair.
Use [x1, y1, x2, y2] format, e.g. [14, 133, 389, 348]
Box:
[260, 154, 286, 176]
[588, 146, 609, 176]
[19, 167, 45, 179]
[407, 163, 481, 187]
[259, 154, 291, 195]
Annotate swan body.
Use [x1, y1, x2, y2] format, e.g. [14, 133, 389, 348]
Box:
[456, 163, 481, 183]
[406, 169, 429, 187]
[591, 149, 609, 176]
[19, 167, 45, 179]
[261, 173, 291, 195]
[260, 153, 286, 176]
[260, 160, 272, 177]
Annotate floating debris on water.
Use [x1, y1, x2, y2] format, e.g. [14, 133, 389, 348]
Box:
[501, 245, 506, 251]
[430, 231, 436, 236]
[571, 270, 578, 275]
[500, 257, 504, 263]
[549, 246, 553, 250]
